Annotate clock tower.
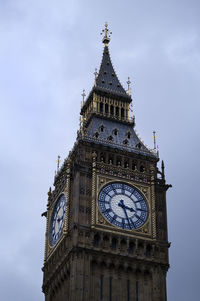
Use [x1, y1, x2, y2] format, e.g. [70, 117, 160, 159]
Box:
[42, 24, 171, 301]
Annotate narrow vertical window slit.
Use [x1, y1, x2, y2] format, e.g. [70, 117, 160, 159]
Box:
[136, 281, 139, 301]
[127, 279, 130, 301]
[109, 276, 112, 301]
[100, 275, 103, 300]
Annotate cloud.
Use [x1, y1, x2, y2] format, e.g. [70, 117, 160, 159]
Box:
[165, 32, 200, 68]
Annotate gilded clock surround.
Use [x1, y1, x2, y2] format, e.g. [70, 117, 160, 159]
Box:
[97, 181, 149, 230]
[93, 173, 153, 239]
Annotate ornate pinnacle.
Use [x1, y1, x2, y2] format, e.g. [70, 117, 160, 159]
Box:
[79, 116, 82, 129]
[81, 89, 86, 105]
[101, 22, 112, 45]
[153, 131, 157, 151]
[157, 145, 159, 157]
[56, 155, 61, 172]
[94, 68, 98, 80]
[161, 160, 165, 180]
[48, 187, 52, 197]
[127, 77, 131, 96]
[94, 68, 98, 86]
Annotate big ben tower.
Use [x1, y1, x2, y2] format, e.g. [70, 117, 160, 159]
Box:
[42, 23, 171, 301]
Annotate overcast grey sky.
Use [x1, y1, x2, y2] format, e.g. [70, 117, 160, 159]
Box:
[0, 0, 199, 300]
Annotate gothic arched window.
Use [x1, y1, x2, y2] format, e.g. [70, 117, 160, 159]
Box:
[105, 103, 108, 114]
[116, 106, 119, 117]
[121, 108, 125, 119]
[129, 241, 135, 254]
[100, 103, 103, 113]
[110, 105, 114, 116]
[93, 234, 100, 247]
[111, 238, 117, 250]
[146, 245, 152, 257]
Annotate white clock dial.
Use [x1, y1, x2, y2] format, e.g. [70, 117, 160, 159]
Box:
[98, 182, 148, 230]
[50, 194, 66, 246]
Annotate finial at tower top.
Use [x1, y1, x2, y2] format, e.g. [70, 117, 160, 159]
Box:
[101, 22, 112, 45]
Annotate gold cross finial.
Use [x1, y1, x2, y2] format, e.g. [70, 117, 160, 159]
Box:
[56, 155, 61, 172]
[101, 22, 112, 45]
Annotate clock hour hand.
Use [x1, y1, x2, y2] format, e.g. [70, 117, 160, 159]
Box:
[118, 199, 135, 212]
[118, 199, 125, 208]
[124, 205, 135, 212]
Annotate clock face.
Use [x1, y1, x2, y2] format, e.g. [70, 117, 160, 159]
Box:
[98, 182, 148, 230]
[50, 194, 66, 246]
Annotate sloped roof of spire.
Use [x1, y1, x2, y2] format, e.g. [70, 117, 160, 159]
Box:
[94, 45, 130, 100]
[81, 116, 158, 158]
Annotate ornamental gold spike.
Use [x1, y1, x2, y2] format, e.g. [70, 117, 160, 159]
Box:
[101, 22, 112, 45]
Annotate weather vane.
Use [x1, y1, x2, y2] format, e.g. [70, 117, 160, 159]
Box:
[101, 22, 112, 45]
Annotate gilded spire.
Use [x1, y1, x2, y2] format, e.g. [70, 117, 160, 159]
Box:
[101, 22, 112, 45]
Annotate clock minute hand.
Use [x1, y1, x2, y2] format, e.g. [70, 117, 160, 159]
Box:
[123, 207, 131, 229]
[118, 200, 131, 229]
